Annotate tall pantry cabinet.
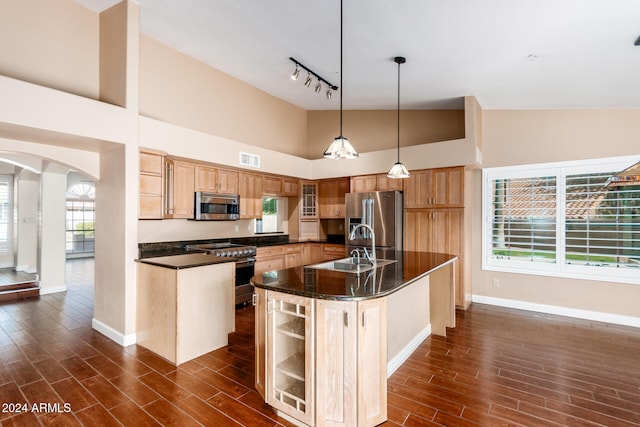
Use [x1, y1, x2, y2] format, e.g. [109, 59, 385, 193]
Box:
[403, 166, 467, 308]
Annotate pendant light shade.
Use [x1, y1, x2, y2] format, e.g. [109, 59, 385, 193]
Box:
[387, 56, 409, 179]
[323, 0, 358, 159]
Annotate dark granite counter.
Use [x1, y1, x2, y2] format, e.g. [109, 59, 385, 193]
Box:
[251, 251, 456, 301]
[137, 253, 233, 269]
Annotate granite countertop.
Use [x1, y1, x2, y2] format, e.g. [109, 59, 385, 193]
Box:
[137, 253, 234, 269]
[251, 251, 457, 301]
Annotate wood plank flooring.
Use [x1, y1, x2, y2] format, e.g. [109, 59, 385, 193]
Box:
[1, 258, 639, 426]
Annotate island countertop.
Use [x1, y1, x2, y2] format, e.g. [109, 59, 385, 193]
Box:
[251, 251, 457, 301]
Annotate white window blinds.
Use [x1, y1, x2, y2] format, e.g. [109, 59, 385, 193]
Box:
[0, 176, 10, 256]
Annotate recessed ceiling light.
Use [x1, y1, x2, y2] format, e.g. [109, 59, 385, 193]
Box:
[527, 53, 538, 61]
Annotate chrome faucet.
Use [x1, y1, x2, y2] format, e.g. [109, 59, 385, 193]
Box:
[350, 248, 362, 263]
[349, 223, 376, 265]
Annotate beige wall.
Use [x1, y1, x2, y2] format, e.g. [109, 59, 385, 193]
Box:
[474, 109, 640, 320]
[306, 110, 465, 159]
[139, 35, 309, 158]
[0, 0, 99, 99]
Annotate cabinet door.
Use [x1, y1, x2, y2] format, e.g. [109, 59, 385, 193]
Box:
[350, 175, 377, 193]
[139, 151, 164, 219]
[217, 169, 239, 194]
[282, 178, 299, 197]
[167, 160, 195, 218]
[302, 243, 323, 265]
[322, 244, 346, 261]
[319, 178, 349, 218]
[357, 298, 387, 426]
[285, 244, 303, 268]
[266, 292, 314, 426]
[433, 167, 464, 207]
[239, 173, 263, 219]
[403, 169, 433, 208]
[263, 176, 283, 195]
[255, 287, 267, 400]
[195, 165, 218, 193]
[376, 174, 403, 192]
[300, 181, 318, 218]
[316, 300, 357, 427]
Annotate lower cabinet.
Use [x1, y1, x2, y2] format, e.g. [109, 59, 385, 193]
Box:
[255, 289, 387, 427]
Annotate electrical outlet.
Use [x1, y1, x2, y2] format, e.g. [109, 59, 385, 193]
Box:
[492, 278, 500, 288]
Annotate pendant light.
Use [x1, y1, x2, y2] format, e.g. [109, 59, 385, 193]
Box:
[387, 56, 410, 178]
[323, 0, 358, 159]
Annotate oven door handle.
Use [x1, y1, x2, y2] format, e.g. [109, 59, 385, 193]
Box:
[234, 258, 256, 267]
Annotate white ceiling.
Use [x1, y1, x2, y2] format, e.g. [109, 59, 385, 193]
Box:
[76, 0, 640, 110]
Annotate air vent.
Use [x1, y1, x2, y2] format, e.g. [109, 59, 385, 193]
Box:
[239, 152, 260, 168]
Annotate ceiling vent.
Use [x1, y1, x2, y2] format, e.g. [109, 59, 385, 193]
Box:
[239, 152, 260, 168]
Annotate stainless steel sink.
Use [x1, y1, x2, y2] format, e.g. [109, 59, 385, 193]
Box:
[305, 257, 396, 273]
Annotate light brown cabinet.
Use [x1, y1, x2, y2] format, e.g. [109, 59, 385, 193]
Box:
[300, 181, 318, 219]
[350, 174, 403, 193]
[316, 298, 387, 427]
[404, 208, 464, 307]
[319, 177, 349, 218]
[404, 166, 464, 209]
[165, 159, 195, 219]
[256, 290, 387, 427]
[195, 165, 238, 194]
[239, 172, 263, 219]
[139, 150, 164, 219]
[322, 243, 346, 261]
[302, 243, 323, 266]
[265, 291, 315, 425]
[282, 178, 299, 197]
[263, 176, 282, 195]
[255, 246, 287, 275]
[285, 244, 303, 268]
[137, 261, 235, 365]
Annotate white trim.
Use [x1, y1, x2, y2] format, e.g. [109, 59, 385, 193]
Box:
[15, 265, 37, 274]
[472, 294, 640, 329]
[92, 318, 137, 347]
[39, 285, 67, 295]
[387, 324, 432, 378]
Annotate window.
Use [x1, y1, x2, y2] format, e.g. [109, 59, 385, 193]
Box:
[256, 196, 287, 234]
[0, 175, 11, 259]
[483, 157, 640, 284]
[66, 183, 95, 256]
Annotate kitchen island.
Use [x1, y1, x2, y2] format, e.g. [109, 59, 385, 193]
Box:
[251, 251, 457, 427]
[136, 253, 235, 365]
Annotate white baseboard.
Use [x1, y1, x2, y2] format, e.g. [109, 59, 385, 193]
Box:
[472, 295, 640, 329]
[387, 324, 432, 378]
[92, 318, 137, 347]
[15, 265, 37, 274]
[39, 285, 66, 295]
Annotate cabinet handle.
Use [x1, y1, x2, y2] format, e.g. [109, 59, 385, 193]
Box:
[344, 311, 349, 327]
[362, 312, 366, 328]
[252, 292, 257, 306]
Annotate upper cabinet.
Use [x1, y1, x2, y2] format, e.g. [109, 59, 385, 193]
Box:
[351, 174, 403, 193]
[195, 165, 238, 194]
[239, 172, 263, 219]
[300, 181, 318, 219]
[263, 176, 282, 195]
[139, 150, 165, 219]
[319, 177, 349, 218]
[404, 166, 464, 208]
[282, 178, 299, 197]
[165, 159, 195, 218]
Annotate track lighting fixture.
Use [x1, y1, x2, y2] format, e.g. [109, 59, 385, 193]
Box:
[289, 57, 338, 100]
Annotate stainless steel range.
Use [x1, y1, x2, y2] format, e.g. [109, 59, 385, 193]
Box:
[186, 242, 257, 306]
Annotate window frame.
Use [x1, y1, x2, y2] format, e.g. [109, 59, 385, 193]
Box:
[482, 156, 640, 285]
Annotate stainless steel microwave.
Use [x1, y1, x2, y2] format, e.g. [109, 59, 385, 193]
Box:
[194, 192, 240, 220]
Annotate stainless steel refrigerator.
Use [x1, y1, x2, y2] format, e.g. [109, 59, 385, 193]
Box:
[345, 190, 403, 257]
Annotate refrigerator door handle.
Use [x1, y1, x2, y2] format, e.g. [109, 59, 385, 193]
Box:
[361, 199, 368, 236]
[367, 199, 374, 238]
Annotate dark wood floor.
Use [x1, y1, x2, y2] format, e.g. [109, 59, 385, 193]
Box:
[1, 258, 640, 426]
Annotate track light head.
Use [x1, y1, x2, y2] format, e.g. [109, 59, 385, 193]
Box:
[304, 73, 312, 87]
[291, 65, 300, 80]
[315, 81, 322, 93]
[326, 89, 332, 100]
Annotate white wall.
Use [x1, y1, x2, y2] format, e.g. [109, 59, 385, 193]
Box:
[15, 169, 38, 273]
[38, 163, 68, 293]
